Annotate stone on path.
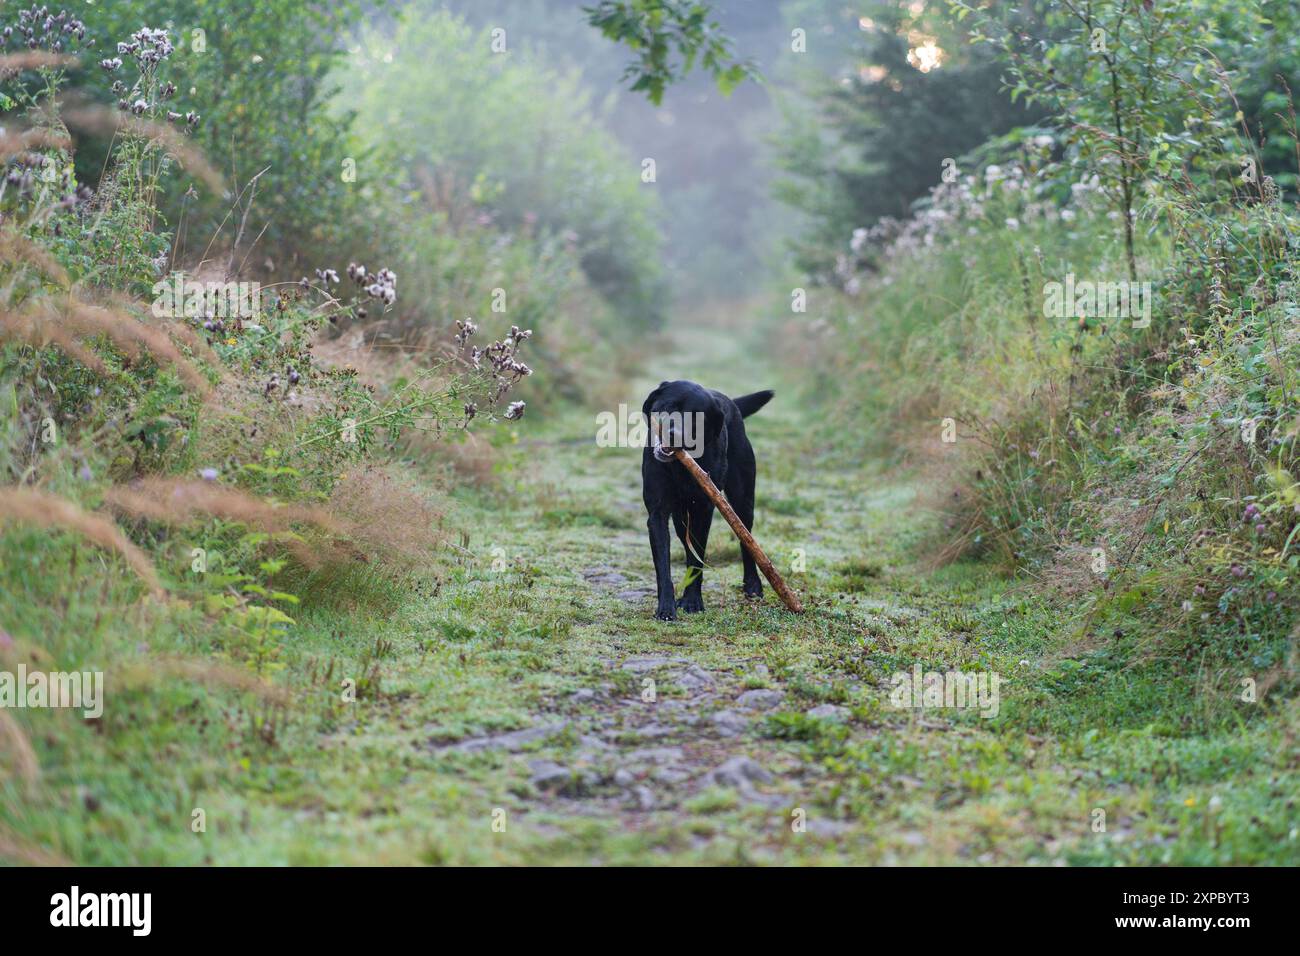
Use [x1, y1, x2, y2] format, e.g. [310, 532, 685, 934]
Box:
[736, 688, 784, 711]
[442, 720, 569, 753]
[675, 665, 715, 693]
[805, 704, 849, 721]
[710, 710, 749, 737]
[620, 655, 689, 674]
[707, 756, 772, 789]
[528, 759, 572, 790]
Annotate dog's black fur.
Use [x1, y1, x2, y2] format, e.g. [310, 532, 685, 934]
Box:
[641, 380, 774, 621]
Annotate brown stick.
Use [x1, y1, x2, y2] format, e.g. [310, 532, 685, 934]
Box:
[672, 449, 803, 614]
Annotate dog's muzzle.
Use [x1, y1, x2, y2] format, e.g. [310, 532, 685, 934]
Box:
[652, 440, 675, 463]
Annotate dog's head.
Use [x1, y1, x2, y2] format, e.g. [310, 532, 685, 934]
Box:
[642, 380, 723, 462]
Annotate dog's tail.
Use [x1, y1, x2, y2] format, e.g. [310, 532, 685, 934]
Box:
[732, 389, 774, 418]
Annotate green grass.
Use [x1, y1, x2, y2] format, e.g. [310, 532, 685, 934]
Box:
[2, 319, 1296, 866]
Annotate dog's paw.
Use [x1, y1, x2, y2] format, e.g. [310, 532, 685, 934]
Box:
[676, 593, 705, 614]
[655, 603, 678, 621]
[743, 579, 763, 599]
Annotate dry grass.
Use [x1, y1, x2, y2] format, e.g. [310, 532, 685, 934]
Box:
[115, 656, 290, 704]
[102, 289, 226, 373]
[1, 298, 215, 397]
[0, 51, 78, 75]
[411, 427, 497, 487]
[0, 486, 164, 597]
[0, 308, 110, 375]
[0, 709, 40, 785]
[310, 327, 426, 389]
[105, 474, 444, 569]
[0, 229, 70, 286]
[54, 298, 212, 396]
[0, 825, 68, 866]
[0, 125, 72, 161]
[328, 465, 446, 566]
[105, 478, 343, 535]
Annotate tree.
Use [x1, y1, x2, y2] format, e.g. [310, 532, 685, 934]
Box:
[584, 1, 757, 104]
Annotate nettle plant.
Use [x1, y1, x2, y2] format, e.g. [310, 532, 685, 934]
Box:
[238, 271, 535, 482]
[91, 26, 203, 287]
[951, 0, 1223, 281]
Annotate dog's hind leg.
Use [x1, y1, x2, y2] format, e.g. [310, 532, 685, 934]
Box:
[672, 500, 713, 613]
[728, 482, 763, 599]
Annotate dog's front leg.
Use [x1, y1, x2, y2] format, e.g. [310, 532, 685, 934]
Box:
[647, 509, 676, 621]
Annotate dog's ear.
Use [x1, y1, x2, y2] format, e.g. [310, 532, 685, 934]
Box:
[641, 381, 669, 421]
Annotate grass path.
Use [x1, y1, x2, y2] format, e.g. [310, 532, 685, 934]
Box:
[17, 315, 1292, 865]
[215, 314, 1286, 866]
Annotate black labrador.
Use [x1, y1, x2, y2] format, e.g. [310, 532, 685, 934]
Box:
[641, 380, 773, 620]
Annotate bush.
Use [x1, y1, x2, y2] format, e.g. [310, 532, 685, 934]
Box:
[342, 8, 667, 330]
[790, 1, 1300, 728]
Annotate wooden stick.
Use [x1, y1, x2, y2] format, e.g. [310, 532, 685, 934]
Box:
[672, 449, 803, 614]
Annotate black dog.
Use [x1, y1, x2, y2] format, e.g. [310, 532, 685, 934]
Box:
[641, 380, 773, 621]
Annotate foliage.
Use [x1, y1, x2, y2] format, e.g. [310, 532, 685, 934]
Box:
[583, 0, 757, 105]
[794, 0, 1300, 719]
[73, 0, 374, 270]
[773, 0, 1045, 281]
[344, 9, 668, 330]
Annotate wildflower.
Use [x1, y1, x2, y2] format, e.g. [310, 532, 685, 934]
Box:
[199, 467, 218, 481]
[463, 402, 477, 423]
[504, 401, 526, 420]
[78, 465, 92, 481]
[98, 57, 122, 71]
[455, 318, 478, 348]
